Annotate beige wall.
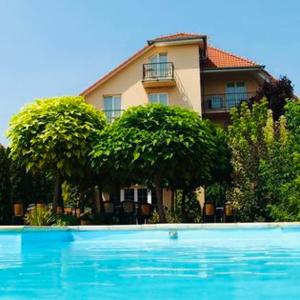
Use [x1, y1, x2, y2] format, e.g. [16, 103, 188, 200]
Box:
[85, 44, 202, 114]
[202, 71, 261, 95]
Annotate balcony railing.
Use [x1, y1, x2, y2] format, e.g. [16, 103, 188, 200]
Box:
[103, 109, 124, 122]
[143, 62, 174, 81]
[202, 92, 256, 113]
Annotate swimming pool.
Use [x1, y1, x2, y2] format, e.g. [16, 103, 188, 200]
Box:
[0, 224, 300, 299]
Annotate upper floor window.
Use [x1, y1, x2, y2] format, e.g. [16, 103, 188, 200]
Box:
[103, 95, 122, 122]
[226, 82, 247, 108]
[148, 93, 168, 105]
[149, 53, 168, 64]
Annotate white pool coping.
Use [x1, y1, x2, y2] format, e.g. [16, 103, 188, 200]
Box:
[1, 222, 300, 232]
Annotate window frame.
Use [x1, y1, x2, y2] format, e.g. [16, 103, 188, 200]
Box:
[148, 92, 169, 105]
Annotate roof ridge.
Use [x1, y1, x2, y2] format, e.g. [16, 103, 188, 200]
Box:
[207, 44, 259, 66]
[152, 32, 204, 40]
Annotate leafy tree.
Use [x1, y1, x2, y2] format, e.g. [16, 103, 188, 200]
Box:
[227, 100, 271, 221]
[265, 100, 300, 220]
[250, 76, 295, 121]
[91, 104, 223, 222]
[228, 99, 300, 221]
[0, 145, 11, 224]
[7, 96, 106, 210]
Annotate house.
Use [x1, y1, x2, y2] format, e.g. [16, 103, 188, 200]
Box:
[81, 33, 272, 208]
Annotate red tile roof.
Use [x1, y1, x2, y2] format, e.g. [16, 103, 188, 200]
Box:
[202, 46, 260, 69]
[148, 32, 205, 44]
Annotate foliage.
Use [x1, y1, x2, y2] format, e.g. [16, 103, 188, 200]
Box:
[0, 145, 11, 224]
[91, 104, 222, 222]
[264, 100, 300, 221]
[149, 210, 160, 224]
[62, 181, 80, 207]
[173, 190, 202, 222]
[7, 96, 106, 208]
[227, 100, 272, 221]
[25, 207, 56, 226]
[8, 96, 106, 177]
[10, 159, 54, 208]
[228, 99, 300, 222]
[25, 206, 78, 226]
[250, 76, 295, 121]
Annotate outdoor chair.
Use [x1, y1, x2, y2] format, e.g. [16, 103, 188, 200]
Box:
[120, 201, 136, 224]
[137, 203, 152, 224]
[224, 203, 234, 223]
[103, 201, 116, 224]
[203, 202, 216, 223]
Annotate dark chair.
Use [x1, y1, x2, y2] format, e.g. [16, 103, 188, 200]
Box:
[203, 202, 216, 223]
[224, 203, 234, 223]
[103, 201, 115, 224]
[120, 201, 136, 224]
[137, 203, 152, 224]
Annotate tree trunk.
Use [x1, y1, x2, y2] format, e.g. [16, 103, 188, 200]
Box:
[53, 171, 62, 213]
[94, 186, 101, 215]
[154, 177, 166, 223]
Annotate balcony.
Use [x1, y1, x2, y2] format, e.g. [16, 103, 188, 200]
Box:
[142, 62, 176, 88]
[202, 92, 256, 113]
[103, 109, 124, 123]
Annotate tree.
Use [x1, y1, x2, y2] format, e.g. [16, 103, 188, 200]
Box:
[265, 100, 300, 221]
[228, 98, 300, 221]
[0, 145, 11, 224]
[250, 76, 295, 121]
[91, 104, 223, 222]
[227, 100, 272, 221]
[7, 96, 106, 211]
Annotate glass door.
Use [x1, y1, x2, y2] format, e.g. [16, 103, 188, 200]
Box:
[226, 82, 247, 109]
[149, 53, 168, 78]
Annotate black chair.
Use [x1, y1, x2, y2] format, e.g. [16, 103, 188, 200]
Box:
[137, 203, 152, 224]
[203, 202, 216, 223]
[103, 201, 115, 224]
[224, 203, 235, 223]
[120, 201, 136, 224]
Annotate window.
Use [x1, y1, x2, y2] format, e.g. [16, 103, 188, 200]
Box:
[104, 95, 121, 122]
[148, 93, 168, 105]
[209, 95, 223, 109]
[124, 189, 134, 202]
[148, 53, 170, 79]
[109, 191, 120, 204]
[226, 82, 247, 108]
[149, 53, 168, 64]
[137, 189, 148, 204]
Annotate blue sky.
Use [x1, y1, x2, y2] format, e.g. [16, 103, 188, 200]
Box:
[0, 0, 299, 145]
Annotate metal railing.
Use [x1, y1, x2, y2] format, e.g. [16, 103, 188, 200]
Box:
[202, 92, 256, 112]
[103, 109, 124, 122]
[143, 62, 174, 81]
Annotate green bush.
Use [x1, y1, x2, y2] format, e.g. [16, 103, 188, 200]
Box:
[0, 145, 11, 224]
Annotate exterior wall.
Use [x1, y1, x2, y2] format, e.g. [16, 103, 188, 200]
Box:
[201, 71, 261, 96]
[85, 44, 202, 114]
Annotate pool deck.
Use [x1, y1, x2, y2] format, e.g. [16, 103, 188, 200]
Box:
[1, 222, 300, 231]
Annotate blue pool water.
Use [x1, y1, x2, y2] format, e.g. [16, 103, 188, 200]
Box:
[1, 226, 300, 299]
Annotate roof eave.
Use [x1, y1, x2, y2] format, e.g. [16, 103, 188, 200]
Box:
[201, 66, 265, 73]
[147, 36, 206, 46]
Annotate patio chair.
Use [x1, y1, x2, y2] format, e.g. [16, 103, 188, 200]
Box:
[103, 201, 115, 224]
[137, 203, 152, 224]
[224, 203, 234, 223]
[203, 202, 216, 223]
[120, 201, 136, 224]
